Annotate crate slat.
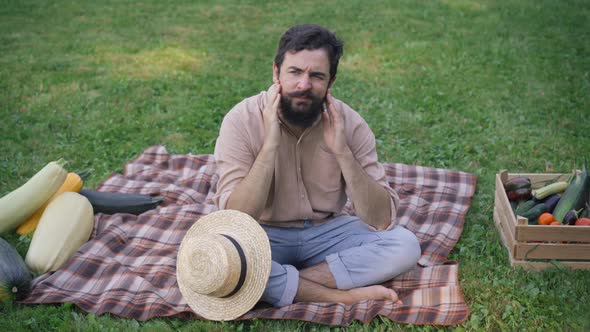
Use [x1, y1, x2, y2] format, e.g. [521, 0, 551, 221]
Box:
[515, 224, 590, 242]
[494, 206, 515, 255]
[510, 260, 590, 271]
[514, 243, 590, 260]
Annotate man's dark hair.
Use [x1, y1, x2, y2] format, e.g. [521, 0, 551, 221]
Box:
[274, 24, 344, 80]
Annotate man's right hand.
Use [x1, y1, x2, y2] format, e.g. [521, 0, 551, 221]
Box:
[225, 84, 281, 219]
[263, 83, 282, 149]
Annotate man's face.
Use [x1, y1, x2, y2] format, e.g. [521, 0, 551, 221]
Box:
[274, 49, 333, 128]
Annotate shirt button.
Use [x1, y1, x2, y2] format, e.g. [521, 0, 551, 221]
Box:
[301, 194, 305, 199]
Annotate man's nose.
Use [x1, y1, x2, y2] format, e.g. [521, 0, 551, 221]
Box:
[297, 76, 312, 90]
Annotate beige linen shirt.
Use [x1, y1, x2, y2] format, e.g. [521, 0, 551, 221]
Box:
[213, 88, 399, 228]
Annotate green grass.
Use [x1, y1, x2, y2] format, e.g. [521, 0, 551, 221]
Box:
[1, 0, 589, 330]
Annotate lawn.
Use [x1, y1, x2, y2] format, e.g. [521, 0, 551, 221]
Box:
[1, 0, 589, 330]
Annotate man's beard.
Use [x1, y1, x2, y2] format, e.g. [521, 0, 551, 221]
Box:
[280, 90, 325, 129]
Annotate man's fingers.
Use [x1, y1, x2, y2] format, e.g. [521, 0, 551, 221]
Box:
[321, 109, 330, 126]
[322, 102, 333, 127]
[326, 91, 342, 128]
[326, 90, 338, 115]
[268, 83, 281, 104]
[273, 91, 281, 110]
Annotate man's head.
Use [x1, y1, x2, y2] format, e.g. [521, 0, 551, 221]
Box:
[273, 24, 344, 129]
[274, 24, 344, 82]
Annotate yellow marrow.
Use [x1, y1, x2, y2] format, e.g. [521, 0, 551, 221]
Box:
[16, 172, 84, 235]
[0, 160, 67, 234]
[25, 192, 94, 274]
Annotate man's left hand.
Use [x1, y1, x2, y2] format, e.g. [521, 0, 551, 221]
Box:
[322, 90, 349, 156]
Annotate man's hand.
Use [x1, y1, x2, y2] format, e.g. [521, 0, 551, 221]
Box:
[263, 84, 282, 150]
[322, 90, 393, 230]
[322, 90, 349, 156]
[225, 84, 282, 219]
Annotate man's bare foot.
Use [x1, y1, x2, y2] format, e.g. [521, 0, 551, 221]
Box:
[295, 277, 403, 305]
[346, 285, 402, 305]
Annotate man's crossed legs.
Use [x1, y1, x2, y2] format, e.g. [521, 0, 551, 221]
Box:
[261, 215, 421, 306]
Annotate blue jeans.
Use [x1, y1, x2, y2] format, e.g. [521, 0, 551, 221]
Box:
[260, 215, 421, 307]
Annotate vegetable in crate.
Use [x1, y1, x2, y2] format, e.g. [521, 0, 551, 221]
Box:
[0, 238, 32, 302]
[515, 200, 536, 216]
[575, 218, 590, 226]
[25, 192, 94, 274]
[539, 194, 561, 214]
[519, 203, 547, 225]
[553, 159, 590, 222]
[538, 212, 556, 226]
[504, 177, 531, 191]
[0, 160, 67, 234]
[79, 189, 163, 215]
[504, 177, 532, 202]
[562, 208, 584, 225]
[533, 181, 568, 200]
[507, 188, 533, 202]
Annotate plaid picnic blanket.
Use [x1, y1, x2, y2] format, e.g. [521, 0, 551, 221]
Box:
[21, 145, 477, 326]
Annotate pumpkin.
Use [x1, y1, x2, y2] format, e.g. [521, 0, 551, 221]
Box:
[0, 238, 32, 302]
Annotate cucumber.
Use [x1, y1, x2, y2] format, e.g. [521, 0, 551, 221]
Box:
[519, 203, 547, 225]
[553, 159, 590, 222]
[515, 200, 536, 216]
[79, 189, 163, 215]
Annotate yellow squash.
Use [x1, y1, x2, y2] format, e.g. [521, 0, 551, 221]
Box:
[25, 192, 94, 274]
[0, 160, 67, 234]
[16, 172, 84, 235]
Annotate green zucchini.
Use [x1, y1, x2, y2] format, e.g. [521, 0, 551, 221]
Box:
[515, 200, 536, 216]
[0, 238, 32, 302]
[553, 159, 590, 222]
[79, 189, 163, 215]
[510, 200, 518, 215]
[519, 203, 547, 225]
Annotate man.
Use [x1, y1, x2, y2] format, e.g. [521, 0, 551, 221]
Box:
[213, 24, 421, 307]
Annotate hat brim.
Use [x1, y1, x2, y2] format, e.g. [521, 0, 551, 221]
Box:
[177, 210, 272, 321]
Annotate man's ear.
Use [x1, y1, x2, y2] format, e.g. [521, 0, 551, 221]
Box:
[328, 75, 337, 88]
[273, 63, 279, 84]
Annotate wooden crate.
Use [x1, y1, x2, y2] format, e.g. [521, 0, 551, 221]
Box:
[493, 170, 590, 271]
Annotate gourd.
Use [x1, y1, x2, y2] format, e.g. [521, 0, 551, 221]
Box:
[25, 192, 94, 274]
[0, 237, 32, 302]
[0, 160, 67, 234]
[16, 172, 84, 235]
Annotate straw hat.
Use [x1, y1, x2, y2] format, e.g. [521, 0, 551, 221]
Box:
[176, 209, 271, 321]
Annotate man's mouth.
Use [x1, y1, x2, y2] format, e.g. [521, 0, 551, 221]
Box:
[293, 96, 311, 102]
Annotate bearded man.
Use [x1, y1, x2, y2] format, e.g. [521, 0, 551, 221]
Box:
[213, 24, 421, 307]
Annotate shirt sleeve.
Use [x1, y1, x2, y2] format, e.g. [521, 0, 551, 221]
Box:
[344, 105, 399, 230]
[212, 108, 257, 210]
